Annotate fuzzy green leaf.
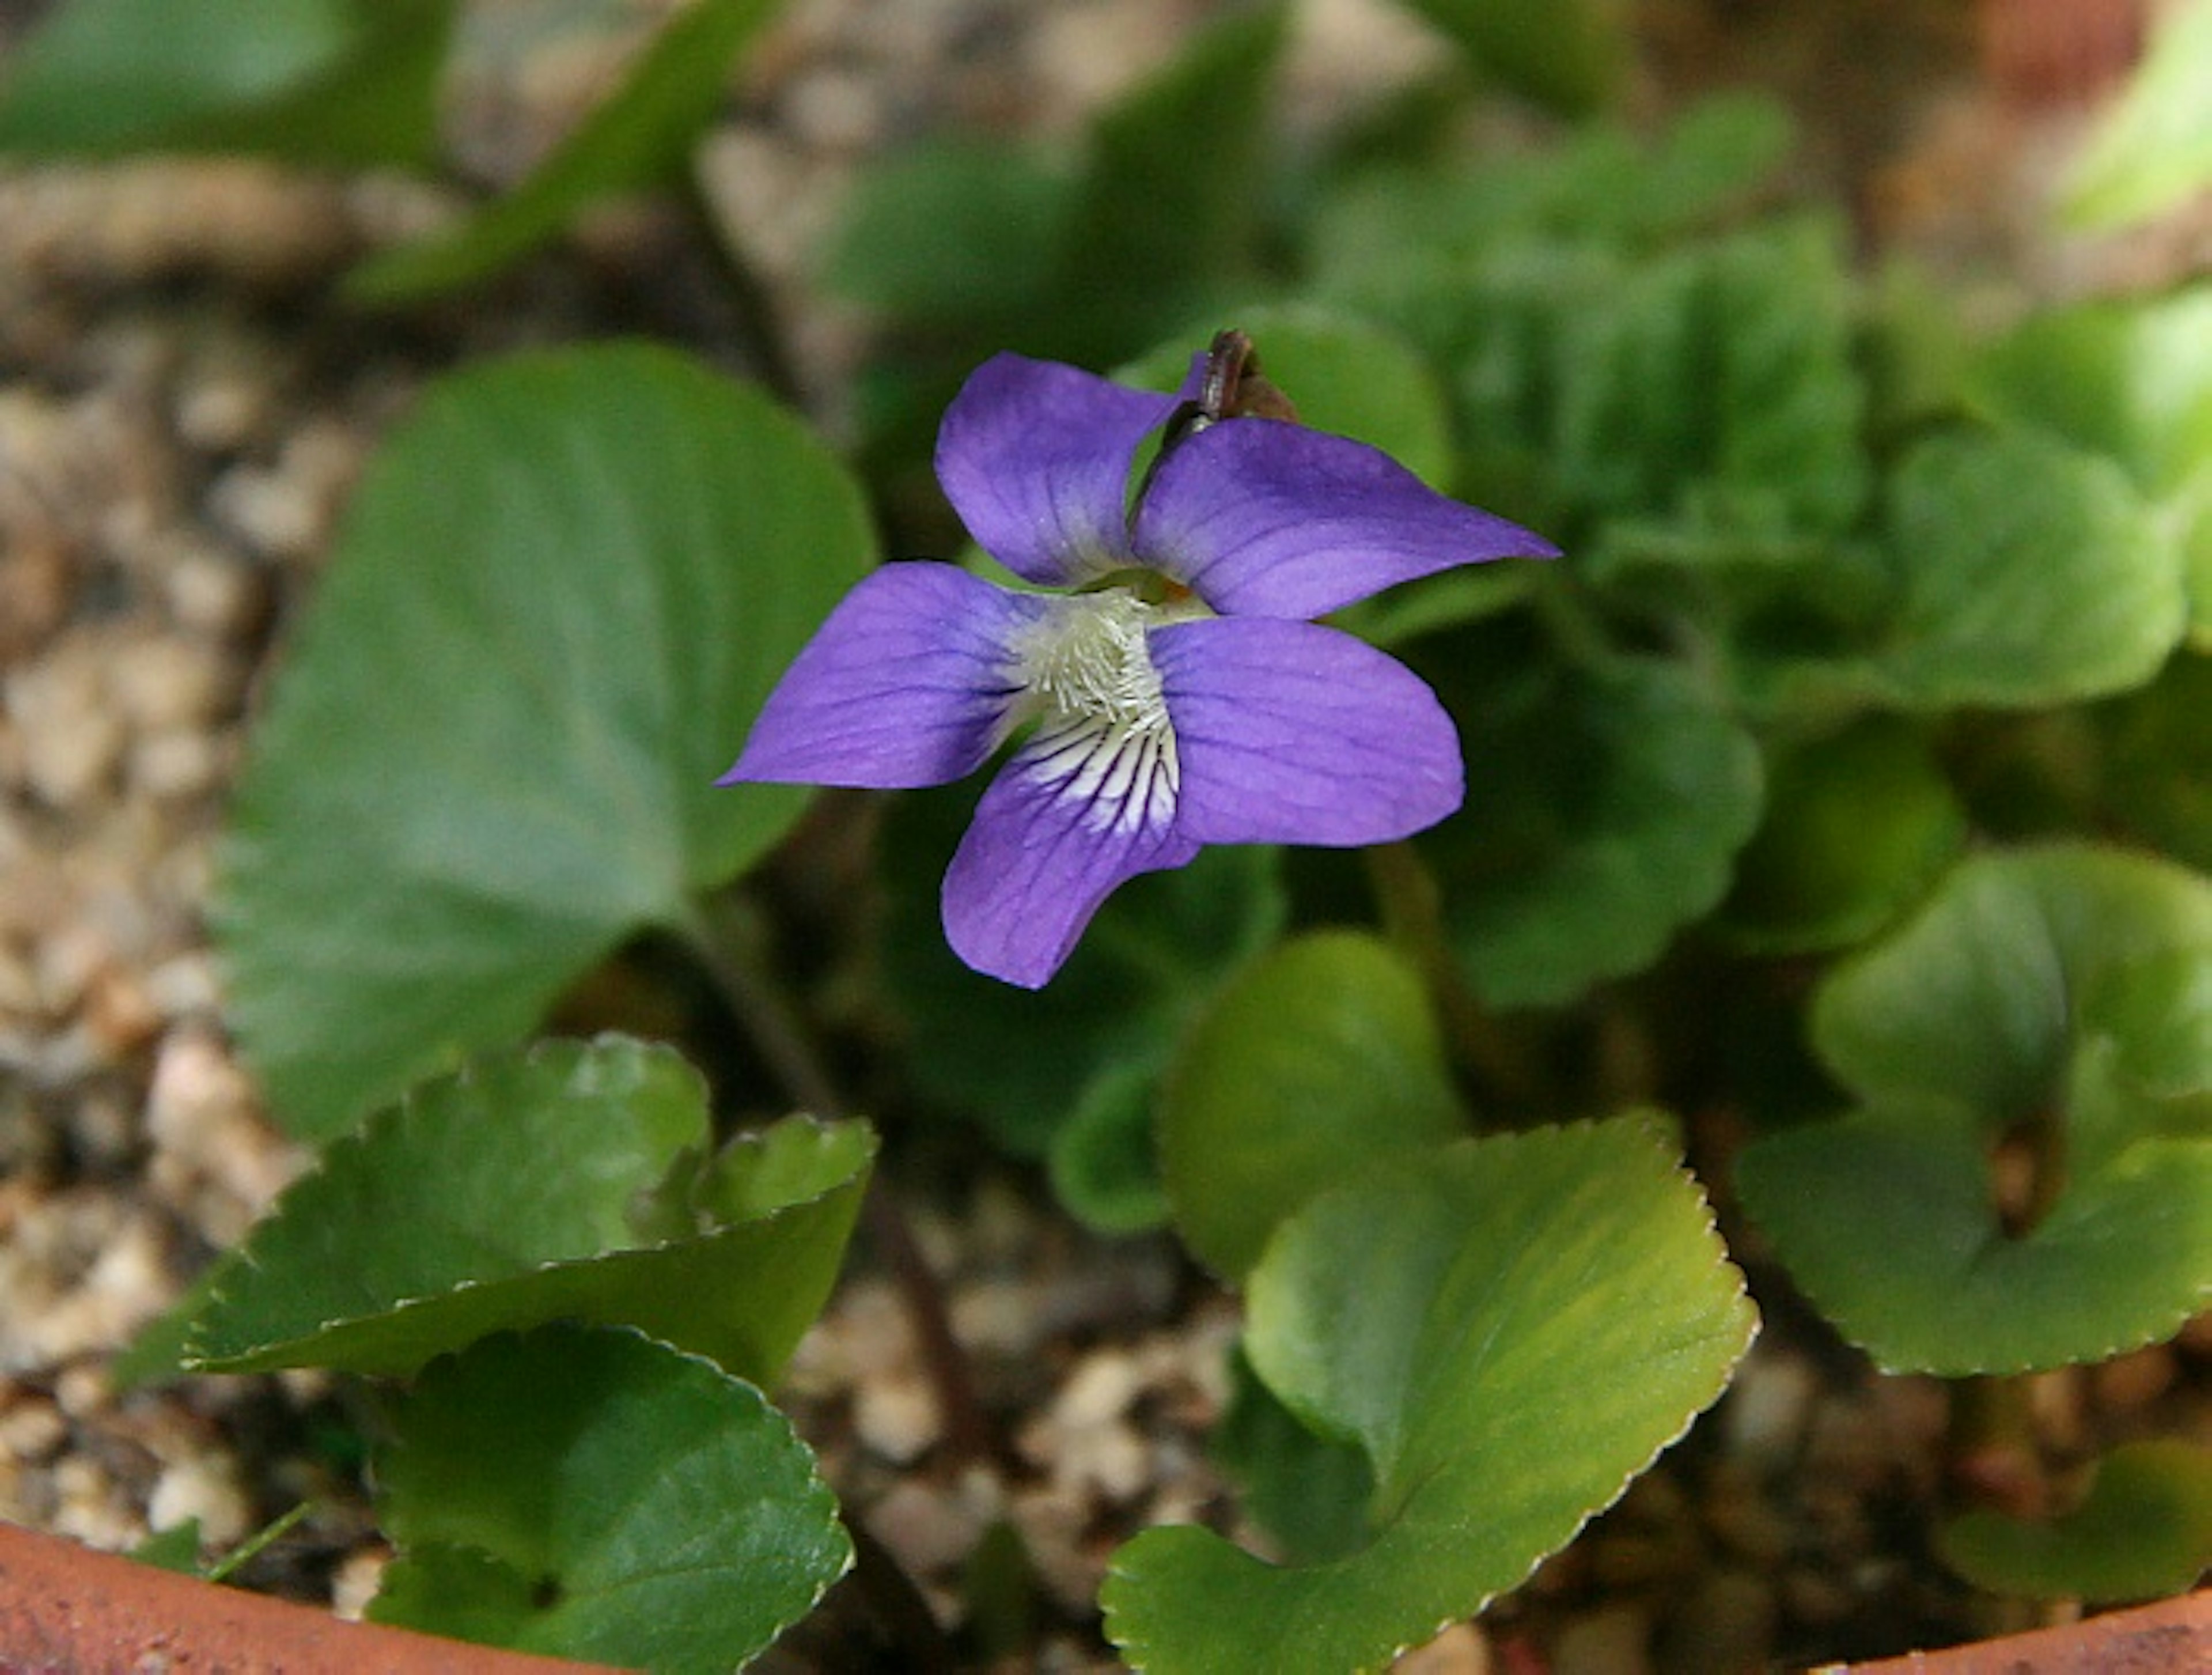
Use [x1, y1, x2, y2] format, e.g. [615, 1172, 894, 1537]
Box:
[1419, 627, 1764, 1007]
[1105, 1118, 1756, 1673]
[169, 1037, 870, 1386]
[1864, 431, 2184, 710]
[218, 345, 873, 1140]
[1718, 716, 1966, 954]
[369, 1324, 849, 1670]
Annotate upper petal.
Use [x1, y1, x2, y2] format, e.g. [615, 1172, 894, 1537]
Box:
[934, 352, 1181, 587]
[940, 720, 1199, 988]
[1132, 418, 1559, 618]
[1152, 616, 1464, 845]
[719, 562, 1043, 789]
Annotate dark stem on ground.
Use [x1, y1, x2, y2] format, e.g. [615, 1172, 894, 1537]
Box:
[677, 906, 1006, 1471]
[1363, 841, 1550, 1117]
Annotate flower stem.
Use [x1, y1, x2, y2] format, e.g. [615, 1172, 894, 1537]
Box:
[1363, 842, 1548, 1116]
[676, 905, 1004, 1472]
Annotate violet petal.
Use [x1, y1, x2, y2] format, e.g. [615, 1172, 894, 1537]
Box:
[719, 562, 1043, 790]
[1152, 617, 1464, 845]
[1134, 417, 1559, 618]
[941, 731, 1200, 988]
[934, 352, 1182, 587]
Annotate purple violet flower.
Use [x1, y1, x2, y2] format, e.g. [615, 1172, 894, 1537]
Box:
[721, 349, 1557, 988]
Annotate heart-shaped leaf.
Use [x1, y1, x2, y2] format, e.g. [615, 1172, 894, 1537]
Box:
[0, 0, 452, 167]
[1417, 626, 1764, 1008]
[369, 1322, 849, 1671]
[218, 344, 874, 1140]
[347, 0, 779, 301]
[1938, 1440, 2212, 1605]
[1105, 1118, 1756, 1673]
[163, 1036, 870, 1386]
[1157, 931, 1465, 1280]
[1736, 844, 2212, 1374]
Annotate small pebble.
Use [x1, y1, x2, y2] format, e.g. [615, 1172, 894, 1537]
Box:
[853, 1370, 942, 1464]
[147, 1454, 251, 1550]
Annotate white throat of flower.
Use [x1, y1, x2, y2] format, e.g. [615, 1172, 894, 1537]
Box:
[1002, 587, 1201, 835]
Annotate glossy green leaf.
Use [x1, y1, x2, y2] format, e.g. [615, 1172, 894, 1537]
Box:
[218, 344, 874, 1140]
[1736, 845, 2212, 1374]
[1121, 305, 1455, 489]
[369, 1324, 849, 1670]
[1419, 626, 1764, 1008]
[1157, 931, 1465, 1280]
[1105, 1118, 1756, 1673]
[347, 0, 778, 301]
[0, 0, 452, 167]
[1718, 716, 1966, 954]
[1940, 1440, 2212, 1605]
[1862, 430, 2184, 710]
[1394, 0, 1627, 116]
[2062, 0, 2212, 230]
[884, 788, 1284, 1158]
[169, 1037, 871, 1386]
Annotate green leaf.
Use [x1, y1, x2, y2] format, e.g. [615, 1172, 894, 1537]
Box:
[169, 1037, 871, 1385]
[1969, 288, 2212, 496]
[1393, 0, 1627, 116]
[1559, 224, 1870, 550]
[1048, 1060, 1172, 1235]
[1736, 844, 2212, 1374]
[1861, 430, 2185, 710]
[1210, 1345, 1375, 1567]
[2062, 0, 2212, 230]
[1157, 931, 1465, 1280]
[0, 0, 453, 168]
[1418, 625, 1764, 1008]
[1718, 716, 1966, 954]
[884, 788, 1284, 1158]
[1940, 1440, 2212, 1605]
[821, 138, 1076, 324]
[1104, 1118, 1756, 1673]
[218, 343, 874, 1140]
[346, 0, 779, 301]
[130, 1521, 203, 1575]
[369, 1323, 850, 1671]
